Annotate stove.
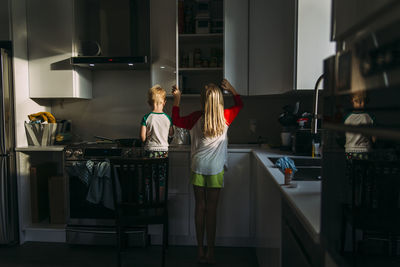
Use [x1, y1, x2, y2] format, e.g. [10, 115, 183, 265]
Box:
[64, 141, 142, 245]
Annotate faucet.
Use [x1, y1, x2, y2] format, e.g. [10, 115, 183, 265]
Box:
[311, 74, 324, 135]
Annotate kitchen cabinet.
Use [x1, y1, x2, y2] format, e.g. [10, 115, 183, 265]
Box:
[15, 147, 66, 243]
[161, 149, 254, 246]
[249, 0, 334, 95]
[249, 0, 295, 95]
[0, 0, 10, 40]
[166, 151, 194, 244]
[151, 0, 248, 96]
[26, 0, 92, 99]
[254, 158, 282, 267]
[188, 151, 254, 246]
[167, 151, 191, 240]
[281, 199, 322, 267]
[177, 0, 224, 95]
[224, 0, 249, 95]
[150, 0, 177, 92]
[216, 152, 252, 244]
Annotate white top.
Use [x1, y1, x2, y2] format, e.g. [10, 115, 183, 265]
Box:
[190, 117, 228, 175]
[142, 112, 172, 151]
[344, 112, 374, 153]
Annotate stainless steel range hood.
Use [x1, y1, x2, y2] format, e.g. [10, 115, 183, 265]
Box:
[71, 0, 149, 70]
[70, 56, 149, 70]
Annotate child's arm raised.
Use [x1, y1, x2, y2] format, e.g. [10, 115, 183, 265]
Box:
[171, 85, 202, 130]
[221, 79, 243, 125]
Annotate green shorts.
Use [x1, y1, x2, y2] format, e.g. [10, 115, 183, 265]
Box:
[191, 171, 224, 188]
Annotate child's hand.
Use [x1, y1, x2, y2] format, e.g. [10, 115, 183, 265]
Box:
[172, 85, 181, 106]
[172, 85, 181, 96]
[221, 79, 238, 95]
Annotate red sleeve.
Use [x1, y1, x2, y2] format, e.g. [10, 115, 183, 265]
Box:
[172, 106, 202, 130]
[224, 95, 243, 125]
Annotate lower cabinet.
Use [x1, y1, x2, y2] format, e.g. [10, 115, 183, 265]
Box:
[254, 159, 282, 267]
[167, 150, 253, 246]
[215, 152, 252, 246]
[281, 200, 322, 267]
[282, 221, 313, 267]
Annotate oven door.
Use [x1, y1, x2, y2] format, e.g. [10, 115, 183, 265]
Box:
[65, 160, 115, 227]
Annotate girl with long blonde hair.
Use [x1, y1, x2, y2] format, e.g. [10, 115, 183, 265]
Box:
[172, 79, 243, 264]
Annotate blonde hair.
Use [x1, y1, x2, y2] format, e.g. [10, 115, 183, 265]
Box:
[351, 91, 366, 102]
[201, 83, 226, 138]
[148, 84, 166, 106]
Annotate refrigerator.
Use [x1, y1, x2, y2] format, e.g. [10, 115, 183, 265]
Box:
[0, 41, 18, 245]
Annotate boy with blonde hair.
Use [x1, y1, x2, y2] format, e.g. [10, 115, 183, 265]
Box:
[140, 84, 173, 157]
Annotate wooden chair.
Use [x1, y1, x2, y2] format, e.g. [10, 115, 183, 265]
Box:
[110, 157, 169, 267]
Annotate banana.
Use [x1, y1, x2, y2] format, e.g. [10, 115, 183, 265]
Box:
[28, 112, 56, 123]
[44, 112, 56, 123]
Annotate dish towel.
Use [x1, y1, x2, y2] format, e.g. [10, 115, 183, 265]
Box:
[86, 160, 121, 210]
[275, 157, 297, 173]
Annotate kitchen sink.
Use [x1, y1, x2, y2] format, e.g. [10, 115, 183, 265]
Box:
[268, 157, 322, 181]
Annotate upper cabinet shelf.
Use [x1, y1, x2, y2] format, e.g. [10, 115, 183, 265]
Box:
[150, 0, 248, 96]
[177, 0, 225, 95]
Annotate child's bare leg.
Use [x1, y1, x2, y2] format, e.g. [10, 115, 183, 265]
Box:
[205, 187, 221, 264]
[193, 185, 207, 261]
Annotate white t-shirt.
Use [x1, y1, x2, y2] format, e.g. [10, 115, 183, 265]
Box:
[344, 112, 374, 153]
[190, 117, 228, 175]
[142, 112, 172, 151]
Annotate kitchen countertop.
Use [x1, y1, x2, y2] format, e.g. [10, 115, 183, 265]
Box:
[16, 145, 66, 152]
[169, 143, 258, 152]
[252, 148, 321, 244]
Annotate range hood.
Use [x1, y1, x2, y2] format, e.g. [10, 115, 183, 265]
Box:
[70, 0, 149, 70]
[70, 56, 149, 70]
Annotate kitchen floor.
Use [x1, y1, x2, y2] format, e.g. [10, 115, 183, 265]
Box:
[0, 242, 258, 267]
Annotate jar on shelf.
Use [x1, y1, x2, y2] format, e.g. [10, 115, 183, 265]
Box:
[194, 48, 202, 67]
[202, 59, 209, 68]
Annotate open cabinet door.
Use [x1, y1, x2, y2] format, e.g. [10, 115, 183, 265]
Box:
[150, 0, 178, 95]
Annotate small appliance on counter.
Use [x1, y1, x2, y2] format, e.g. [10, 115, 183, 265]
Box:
[292, 129, 321, 156]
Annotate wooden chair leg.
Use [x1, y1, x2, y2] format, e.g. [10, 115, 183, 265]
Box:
[340, 209, 347, 254]
[162, 221, 167, 267]
[116, 224, 122, 267]
[352, 224, 357, 267]
[166, 211, 169, 249]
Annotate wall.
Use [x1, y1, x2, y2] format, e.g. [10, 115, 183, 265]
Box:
[51, 70, 151, 141]
[52, 71, 316, 146]
[169, 93, 315, 145]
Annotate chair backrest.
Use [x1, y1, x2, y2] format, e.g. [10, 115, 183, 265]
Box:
[110, 157, 169, 209]
[349, 158, 400, 213]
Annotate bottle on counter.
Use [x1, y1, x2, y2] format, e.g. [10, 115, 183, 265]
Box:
[284, 168, 293, 185]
